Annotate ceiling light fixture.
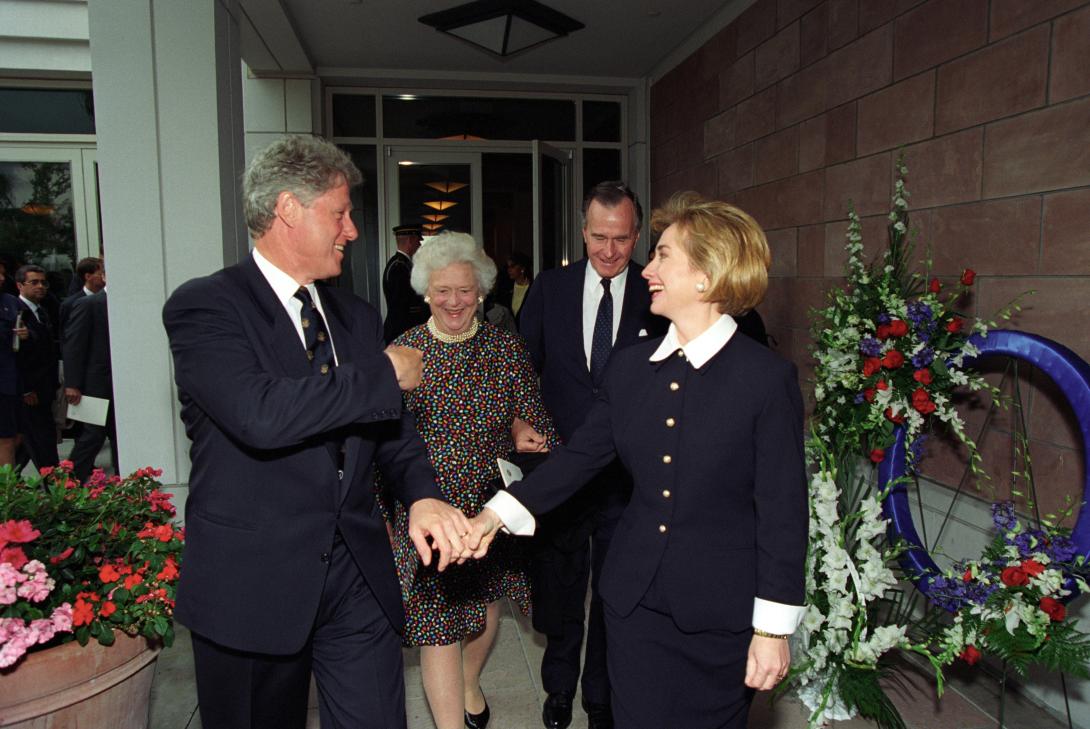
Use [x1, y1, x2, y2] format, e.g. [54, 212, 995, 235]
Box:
[423, 223, 445, 232]
[425, 181, 468, 194]
[419, 0, 584, 59]
[424, 200, 458, 211]
[422, 214, 450, 222]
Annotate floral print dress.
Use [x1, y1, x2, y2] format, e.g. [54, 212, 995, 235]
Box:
[386, 321, 559, 647]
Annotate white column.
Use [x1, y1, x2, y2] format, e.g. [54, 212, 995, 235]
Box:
[87, 0, 246, 492]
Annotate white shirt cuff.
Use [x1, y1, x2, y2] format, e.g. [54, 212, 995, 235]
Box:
[483, 490, 536, 536]
[752, 597, 806, 635]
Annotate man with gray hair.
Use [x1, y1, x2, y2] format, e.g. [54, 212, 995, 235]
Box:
[163, 135, 474, 729]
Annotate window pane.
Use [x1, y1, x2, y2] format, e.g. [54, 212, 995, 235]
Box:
[331, 94, 376, 137]
[0, 161, 78, 293]
[382, 96, 575, 141]
[0, 89, 95, 134]
[582, 148, 622, 198]
[337, 146, 379, 303]
[583, 100, 621, 142]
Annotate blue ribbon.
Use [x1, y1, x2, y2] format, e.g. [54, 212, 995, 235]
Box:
[880, 330, 1090, 599]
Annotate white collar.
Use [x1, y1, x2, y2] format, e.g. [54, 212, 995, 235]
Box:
[649, 314, 738, 368]
[584, 260, 629, 292]
[252, 248, 316, 307]
[82, 287, 95, 296]
[19, 295, 38, 313]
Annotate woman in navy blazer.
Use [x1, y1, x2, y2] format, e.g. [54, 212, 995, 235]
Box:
[472, 192, 808, 729]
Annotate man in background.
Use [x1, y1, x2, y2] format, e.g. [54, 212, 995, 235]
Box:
[15, 264, 59, 470]
[382, 224, 428, 343]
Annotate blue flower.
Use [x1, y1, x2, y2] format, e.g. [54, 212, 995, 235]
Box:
[907, 301, 933, 327]
[1050, 536, 1078, 563]
[911, 348, 935, 369]
[877, 313, 892, 325]
[908, 434, 928, 468]
[992, 501, 1018, 531]
[854, 392, 866, 404]
[859, 337, 883, 357]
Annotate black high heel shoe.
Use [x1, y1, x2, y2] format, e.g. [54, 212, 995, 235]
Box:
[464, 694, 490, 729]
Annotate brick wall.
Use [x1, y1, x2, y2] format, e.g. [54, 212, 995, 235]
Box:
[650, 0, 1090, 519]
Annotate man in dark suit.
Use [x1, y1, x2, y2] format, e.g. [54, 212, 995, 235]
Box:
[518, 181, 665, 729]
[382, 224, 428, 343]
[62, 287, 115, 482]
[162, 136, 472, 729]
[14, 264, 59, 469]
[59, 257, 105, 340]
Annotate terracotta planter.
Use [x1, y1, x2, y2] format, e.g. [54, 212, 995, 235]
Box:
[0, 632, 161, 728]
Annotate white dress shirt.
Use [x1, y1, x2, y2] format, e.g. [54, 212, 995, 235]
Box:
[487, 313, 805, 634]
[252, 249, 339, 365]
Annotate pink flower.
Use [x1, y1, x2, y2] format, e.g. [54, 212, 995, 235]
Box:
[1, 546, 28, 569]
[0, 519, 40, 545]
[30, 618, 55, 644]
[51, 603, 73, 632]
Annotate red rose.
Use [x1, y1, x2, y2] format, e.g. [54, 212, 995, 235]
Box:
[929, 278, 942, 294]
[881, 350, 905, 369]
[912, 387, 936, 415]
[1001, 566, 1029, 587]
[913, 369, 933, 385]
[946, 317, 963, 333]
[876, 379, 889, 391]
[963, 567, 973, 583]
[1040, 597, 1066, 622]
[862, 358, 882, 377]
[876, 324, 892, 340]
[1021, 559, 1045, 576]
[960, 269, 976, 286]
[960, 645, 981, 665]
[869, 448, 885, 463]
[889, 320, 908, 337]
[863, 388, 876, 403]
[884, 407, 905, 424]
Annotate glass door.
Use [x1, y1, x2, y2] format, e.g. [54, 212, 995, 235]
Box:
[532, 141, 572, 275]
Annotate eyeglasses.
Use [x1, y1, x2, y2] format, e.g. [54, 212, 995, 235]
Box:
[23, 279, 49, 287]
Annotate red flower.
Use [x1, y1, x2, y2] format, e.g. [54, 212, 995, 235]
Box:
[884, 407, 905, 425]
[960, 269, 976, 286]
[124, 573, 144, 590]
[99, 564, 122, 584]
[1040, 597, 1066, 622]
[929, 278, 942, 294]
[1001, 566, 1029, 587]
[876, 379, 889, 391]
[1, 546, 28, 569]
[881, 350, 905, 369]
[98, 601, 117, 618]
[869, 448, 885, 463]
[888, 319, 908, 337]
[862, 358, 882, 377]
[946, 317, 963, 333]
[960, 645, 981, 665]
[913, 369, 933, 385]
[911, 387, 936, 415]
[0, 519, 41, 545]
[1021, 559, 1045, 577]
[876, 324, 892, 340]
[72, 599, 95, 627]
[49, 546, 74, 565]
[157, 556, 179, 582]
[963, 567, 973, 583]
[863, 388, 876, 403]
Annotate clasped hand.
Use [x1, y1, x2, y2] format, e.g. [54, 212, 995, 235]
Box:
[407, 501, 503, 569]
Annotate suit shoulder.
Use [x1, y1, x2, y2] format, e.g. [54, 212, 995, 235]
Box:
[163, 267, 241, 315]
[723, 335, 798, 381]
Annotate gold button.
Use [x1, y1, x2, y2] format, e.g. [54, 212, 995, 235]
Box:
[658, 524, 667, 533]
[669, 382, 679, 391]
[662, 454, 672, 464]
[317, 332, 327, 342]
[320, 364, 330, 375]
[302, 318, 310, 328]
[665, 417, 675, 427]
[306, 351, 314, 361]
[662, 489, 671, 498]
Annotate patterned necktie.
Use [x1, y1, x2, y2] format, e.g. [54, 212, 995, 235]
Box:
[589, 278, 613, 386]
[293, 287, 334, 376]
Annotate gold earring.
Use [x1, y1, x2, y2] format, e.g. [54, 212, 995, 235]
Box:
[424, 295, 431, 303]
[696, 282, 706, 293]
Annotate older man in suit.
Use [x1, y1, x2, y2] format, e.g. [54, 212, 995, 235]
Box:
[518, 181, 665, 729]
[162, 136, 472, 729]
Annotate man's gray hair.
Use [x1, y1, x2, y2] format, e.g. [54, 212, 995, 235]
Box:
[243, 135, 362, 236]
[410, 231, 497, 295]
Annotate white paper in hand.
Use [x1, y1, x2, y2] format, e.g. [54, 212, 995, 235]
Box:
[497, 458, 524, 487]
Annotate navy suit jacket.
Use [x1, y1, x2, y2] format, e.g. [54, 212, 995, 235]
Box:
[163, 255, 443, 654]
[15, 299, 58, 399]
[61, 291, 111, 399]
[506, 333, 808, 632]
[518, 259, 665, 442]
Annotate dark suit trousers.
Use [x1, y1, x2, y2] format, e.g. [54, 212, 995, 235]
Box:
[533, 473, 626, 705]
[68, 405, 116, 483]
[191, 537, 407, 729]
[18, 396, 58, 470]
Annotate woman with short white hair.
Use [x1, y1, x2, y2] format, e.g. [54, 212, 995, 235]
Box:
[381, 231, 558, 729]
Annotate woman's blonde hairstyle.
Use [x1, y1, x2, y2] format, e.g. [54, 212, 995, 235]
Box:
[650, 192, 770, 315]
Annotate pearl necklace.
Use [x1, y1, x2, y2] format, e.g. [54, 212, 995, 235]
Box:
[427, 316, 479, 344]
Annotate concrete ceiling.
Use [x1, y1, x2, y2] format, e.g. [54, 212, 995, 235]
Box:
[242, 0, 747, 84]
